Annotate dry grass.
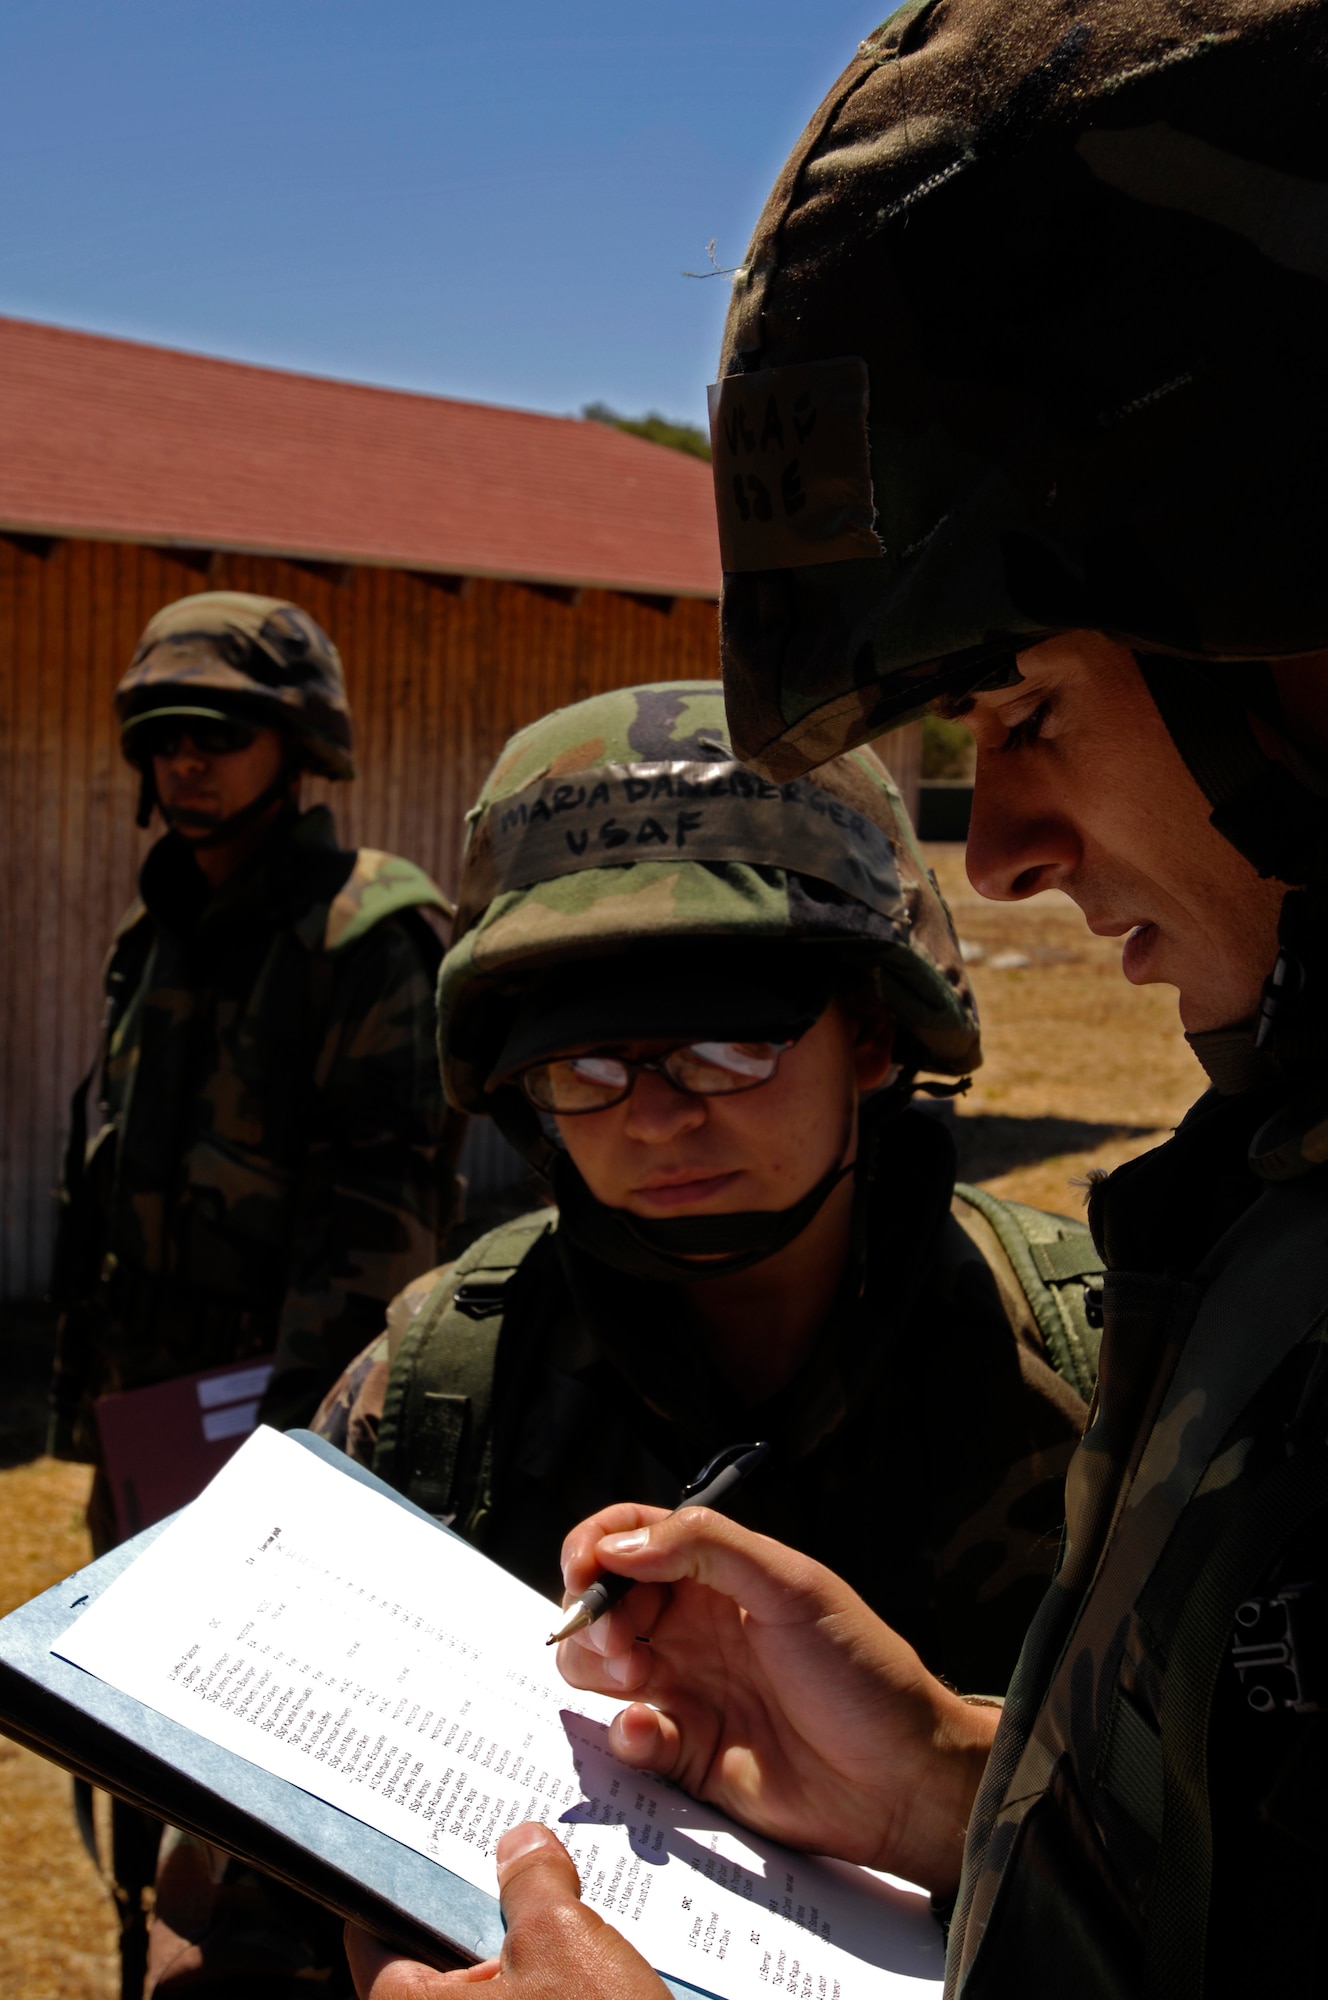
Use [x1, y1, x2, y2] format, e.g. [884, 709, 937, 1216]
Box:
[923, 843, 1204, 1213]
[0, 1458, 119, 1999]
[0, 854, 1205, 1993]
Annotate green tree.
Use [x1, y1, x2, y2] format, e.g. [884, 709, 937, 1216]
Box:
[583, 402, 711, 463]
[922, 714, 976, 780]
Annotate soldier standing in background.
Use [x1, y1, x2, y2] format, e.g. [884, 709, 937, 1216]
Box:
[48, 591, 450, 1997]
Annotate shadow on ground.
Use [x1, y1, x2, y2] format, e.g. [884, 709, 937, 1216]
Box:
[0, 1301, 56, 1469]
[952, 1113, 1161, 1184]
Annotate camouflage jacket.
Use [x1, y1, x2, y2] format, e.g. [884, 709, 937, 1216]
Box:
[315, 1109, 1091, 1696]
[948, 1080, 1328, 1998]
[51, 805, 449, 1445]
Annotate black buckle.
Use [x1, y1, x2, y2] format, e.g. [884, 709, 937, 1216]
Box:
[452, 1280, 507, 1321]
[1231, 1582, 1323, 1714]
[1254, 947, 1306, 1053]
[1084, 1283, 1105, 1329]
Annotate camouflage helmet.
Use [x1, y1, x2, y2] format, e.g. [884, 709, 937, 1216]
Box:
[710, 0, 1328, 781]
[438, 681, 980, 1121]
[115, 591, 355, 779]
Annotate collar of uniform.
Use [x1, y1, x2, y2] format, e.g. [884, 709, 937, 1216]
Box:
[1184, 1022, 1280, 1097]
[1086, 1080, 1284, 1273]
[1249, 1081, 1328, 1183]
[283, 806, 358, 951]
[138, 804, 355, 947]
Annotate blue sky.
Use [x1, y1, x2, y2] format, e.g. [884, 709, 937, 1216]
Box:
[0, 1, 881, 425]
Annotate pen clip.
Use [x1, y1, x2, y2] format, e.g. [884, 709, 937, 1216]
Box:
[680, 1440, 771, 1502]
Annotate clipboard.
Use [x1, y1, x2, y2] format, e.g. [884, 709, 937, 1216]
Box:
[0, 1432, 708, 2000]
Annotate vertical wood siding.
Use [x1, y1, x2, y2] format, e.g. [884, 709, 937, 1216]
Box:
[0, 537, 920, 1299]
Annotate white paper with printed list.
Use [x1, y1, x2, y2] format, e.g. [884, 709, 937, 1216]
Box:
[54, 1427, 942, 1998]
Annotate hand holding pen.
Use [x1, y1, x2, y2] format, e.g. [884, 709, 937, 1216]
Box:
[552, 1478, 999, 1897]
[546, 1440, 772, 1644]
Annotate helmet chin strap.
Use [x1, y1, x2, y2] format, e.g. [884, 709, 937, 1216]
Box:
[552, 1112, 858, 1285]
[161, 774, 294, 849]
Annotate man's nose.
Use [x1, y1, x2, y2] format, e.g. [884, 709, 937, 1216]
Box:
[622, 1068, 707, 1141]
[965, 757, 1081, 902]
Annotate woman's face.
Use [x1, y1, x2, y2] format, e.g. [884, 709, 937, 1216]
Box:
[548, 1001, 896, 1218]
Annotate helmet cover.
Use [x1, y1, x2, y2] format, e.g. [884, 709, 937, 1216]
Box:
[710, 0, 1328, 779]
[115, 591, 355, 779]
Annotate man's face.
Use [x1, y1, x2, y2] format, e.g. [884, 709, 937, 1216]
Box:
[961, 633, 1285, 1033]
[551, 1002, 895, 1219]
[153, 724, 288, 841]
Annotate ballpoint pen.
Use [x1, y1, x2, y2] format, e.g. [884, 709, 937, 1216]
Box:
[546, 1439, 772, 1645]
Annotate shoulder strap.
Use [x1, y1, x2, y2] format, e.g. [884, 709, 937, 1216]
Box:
[103, 903, 156, 1040]
[52, 909, 159, 1301]
[322, 849, 453, 954]
[373, 1208, 555, 1535]
[953, 1181, 1105, 1402]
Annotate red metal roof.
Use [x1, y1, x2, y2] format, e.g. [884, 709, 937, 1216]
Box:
[0, 316, 720, 598]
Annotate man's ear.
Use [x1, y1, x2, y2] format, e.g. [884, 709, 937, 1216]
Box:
[851, 1011, 896, 1093]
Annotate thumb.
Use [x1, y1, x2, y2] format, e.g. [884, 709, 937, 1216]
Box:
[493, 1823, 583, 1926]
[493, 1824, 670, 1996]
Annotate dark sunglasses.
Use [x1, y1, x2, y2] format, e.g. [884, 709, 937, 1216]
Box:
[519, 1037, 795, 1115]
[132, 717, 259, 760]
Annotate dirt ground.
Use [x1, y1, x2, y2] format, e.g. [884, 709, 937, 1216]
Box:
[0, 844, 1205, 1996]
[925, 844, 1203, 1212]
[0, 1458, 119, 1999]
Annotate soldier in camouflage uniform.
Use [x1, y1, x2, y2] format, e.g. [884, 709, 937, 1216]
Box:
[347, 6, 1328, 2000]
[315, 679, 1103, 1699]
[52, 591, 449, 1507]
[50, 592, 448, 1999]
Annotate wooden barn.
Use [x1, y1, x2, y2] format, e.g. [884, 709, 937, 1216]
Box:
[0, 315, 922, 1301]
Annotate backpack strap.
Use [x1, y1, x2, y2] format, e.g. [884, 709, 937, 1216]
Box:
[373, 1207, 555, 1538]
[322, 849, 453, 954]
[953, 1181, 1105, 1402]
[52, 907, 158, 1305]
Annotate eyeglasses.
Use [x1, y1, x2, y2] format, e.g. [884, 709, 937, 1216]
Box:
[518, 1038, 794, 1115]
[131, 717, 259, 760]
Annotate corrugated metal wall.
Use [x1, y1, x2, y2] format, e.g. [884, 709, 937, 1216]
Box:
[0, 534, 921, 1298]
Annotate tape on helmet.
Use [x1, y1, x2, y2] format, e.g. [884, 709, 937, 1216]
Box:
[437, 681, 981, 1159]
